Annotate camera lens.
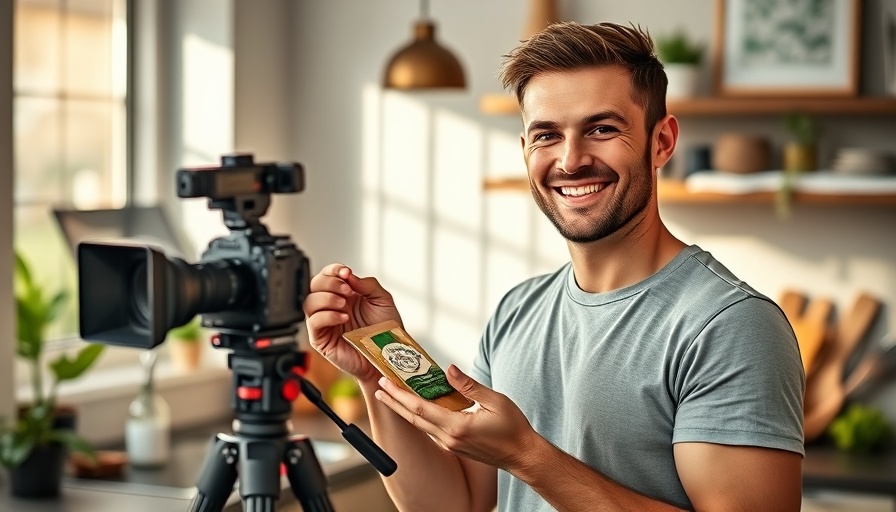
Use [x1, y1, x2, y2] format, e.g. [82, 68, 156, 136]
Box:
[130, 262, 151, 329]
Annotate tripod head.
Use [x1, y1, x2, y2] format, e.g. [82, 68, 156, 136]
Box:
[77, 153, 396, 510]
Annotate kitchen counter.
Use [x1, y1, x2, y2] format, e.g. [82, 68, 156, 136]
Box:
[803, 444, 896, 497]
[5, 417, 895, 510]
[0, 411, 387, 511]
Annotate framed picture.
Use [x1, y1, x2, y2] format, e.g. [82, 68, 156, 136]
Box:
[713, 0, 862, 97]
[885, 0, 896, 96]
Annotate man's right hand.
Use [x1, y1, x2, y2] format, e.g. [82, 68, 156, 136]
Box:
[302, 263, 402, 384]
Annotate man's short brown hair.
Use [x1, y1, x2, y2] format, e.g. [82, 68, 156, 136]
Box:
[500, 22, 668, 133]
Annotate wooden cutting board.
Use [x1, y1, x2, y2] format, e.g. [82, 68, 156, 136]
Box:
[803, 292, 881, 442]
[778, 289, 807, 320]
[794, 298, 834, 377]
[777, 289, 833, 377]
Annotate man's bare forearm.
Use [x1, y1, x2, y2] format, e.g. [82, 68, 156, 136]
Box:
[512, 434, 686, 512]
[359, 381, 478, 511]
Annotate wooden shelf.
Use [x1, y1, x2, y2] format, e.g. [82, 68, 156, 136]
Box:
[483, 177, 896, 206]
[479, 93, 896, 117]
[667, 97, 896, 116]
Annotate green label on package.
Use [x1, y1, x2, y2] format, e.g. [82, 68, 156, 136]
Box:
[371, 330, 453, 400]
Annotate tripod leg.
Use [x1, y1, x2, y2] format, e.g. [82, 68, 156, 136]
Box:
[283, 436, 335, 512]
[190, 434, 239, 512]
[235, 436, 286, 512]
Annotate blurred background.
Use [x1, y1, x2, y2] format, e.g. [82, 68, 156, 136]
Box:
[2, 0, 896, 510]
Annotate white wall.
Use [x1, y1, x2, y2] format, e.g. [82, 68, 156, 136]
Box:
[163, 0, 235, 257]
[233, 0, 298, 235]
[282, 0, 896, 421]
[0, 0, 14, 424]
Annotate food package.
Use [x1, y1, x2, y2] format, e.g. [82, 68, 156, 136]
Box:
[343, 320, 474, 412]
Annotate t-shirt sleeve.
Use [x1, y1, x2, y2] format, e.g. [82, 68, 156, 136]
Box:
[470, 326, 493, 388]
[672, 297, 805, 456]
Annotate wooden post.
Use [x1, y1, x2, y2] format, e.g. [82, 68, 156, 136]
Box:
[521, 0, 559, 41]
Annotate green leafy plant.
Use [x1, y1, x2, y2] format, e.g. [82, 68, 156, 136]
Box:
[656, 29, 704, 65]
[0, 250, 105, 468]
[168, 315, 202, 343]
[783, 111, 819, 146]
[777, 111, 821, 214]
[827, 403, 893, 454]
[328, 375, 362, 401]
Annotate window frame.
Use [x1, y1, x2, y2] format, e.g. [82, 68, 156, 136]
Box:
[11, 0, 164, 386]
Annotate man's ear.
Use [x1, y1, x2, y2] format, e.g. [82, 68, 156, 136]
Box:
[651, 115, 679, 170]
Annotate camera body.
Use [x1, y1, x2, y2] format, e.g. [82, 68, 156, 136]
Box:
[79, 154, 310, 349]
[196, 228, 308, 333]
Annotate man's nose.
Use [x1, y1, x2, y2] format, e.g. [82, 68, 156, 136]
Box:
[557, 138, 594, 174]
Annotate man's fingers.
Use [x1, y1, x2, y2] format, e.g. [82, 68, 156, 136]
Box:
[303, 289, 349, 317]
[305, 309, 348, 334]
[309, 271, 352, 295]
[446, 365, 485, 400]
[375, 377, 450, 431]
[318, 263, 351, 277]
[345, 274, 394, 306]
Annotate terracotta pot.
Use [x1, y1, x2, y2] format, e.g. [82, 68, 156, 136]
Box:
[292, 350, 344, 415]
[331, 397, 366, 423]
[170, 339, 203, 371]
[712, 133, 771, 174]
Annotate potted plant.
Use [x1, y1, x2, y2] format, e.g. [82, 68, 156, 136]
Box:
[0, 250, 105, 497]
[167, 316, 204, 371]
[328, 375, 365, 422]
[775, 112, 821, 219]
[783, 111, 820, 172]
[656, 28, 704, 99]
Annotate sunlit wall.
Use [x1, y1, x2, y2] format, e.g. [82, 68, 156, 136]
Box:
[287, 1, 896, 417]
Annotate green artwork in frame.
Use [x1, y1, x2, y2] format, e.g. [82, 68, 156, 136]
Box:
[713, 0, 861, 97]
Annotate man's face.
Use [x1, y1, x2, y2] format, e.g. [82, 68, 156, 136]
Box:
[520, 66, 655, 244]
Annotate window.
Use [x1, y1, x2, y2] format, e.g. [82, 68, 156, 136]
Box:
[13, 0, 129, 340]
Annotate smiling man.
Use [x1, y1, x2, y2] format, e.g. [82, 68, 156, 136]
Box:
[303, 22, 805, 511]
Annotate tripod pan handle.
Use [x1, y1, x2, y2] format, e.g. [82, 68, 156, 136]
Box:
[342, 424, 398, 476]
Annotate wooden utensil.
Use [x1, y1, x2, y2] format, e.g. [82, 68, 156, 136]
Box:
[803, 292, 881, 442]
[777, 289, 807, 320]
[777, 289, 833, 376]
[793, 298, 834, 377]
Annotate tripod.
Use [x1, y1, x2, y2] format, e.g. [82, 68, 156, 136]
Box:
[188, 328, 396, 512]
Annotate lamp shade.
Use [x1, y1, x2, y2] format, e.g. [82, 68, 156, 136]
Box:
[383, 21, 466, 89]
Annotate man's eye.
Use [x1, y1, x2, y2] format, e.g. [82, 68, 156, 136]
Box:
[533, 133, 556, 142]
[592, 126, 618, 136]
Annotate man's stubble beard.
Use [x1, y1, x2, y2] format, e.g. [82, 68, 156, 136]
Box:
[530, 146, 654, 244]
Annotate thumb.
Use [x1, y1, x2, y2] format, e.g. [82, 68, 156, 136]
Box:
[446, 364, 485, 399]
[346, 273, 392, 303]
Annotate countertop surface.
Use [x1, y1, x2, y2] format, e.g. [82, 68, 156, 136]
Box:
[4, 419, 896, 510]
[0, 411, 380, 511]
[803, 444, 896, 496]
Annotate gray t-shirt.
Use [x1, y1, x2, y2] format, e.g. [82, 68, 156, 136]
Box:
[471, 245, 804, 511]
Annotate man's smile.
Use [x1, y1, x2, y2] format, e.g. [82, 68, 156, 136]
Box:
[558, 182, 606, 197]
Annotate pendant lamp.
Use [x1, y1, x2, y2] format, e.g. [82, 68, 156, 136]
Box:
[383, 0, 466, 90]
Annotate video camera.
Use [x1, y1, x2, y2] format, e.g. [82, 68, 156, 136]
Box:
[78, 153, 310, 348]
[77, 153, 396, 511]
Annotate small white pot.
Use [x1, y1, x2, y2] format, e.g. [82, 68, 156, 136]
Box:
[665, 64, 700, 100]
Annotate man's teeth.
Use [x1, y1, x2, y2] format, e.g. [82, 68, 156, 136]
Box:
[560, 183, 603, 197]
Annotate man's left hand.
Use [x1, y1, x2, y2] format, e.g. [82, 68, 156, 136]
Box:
[374, 365, 539, 472]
